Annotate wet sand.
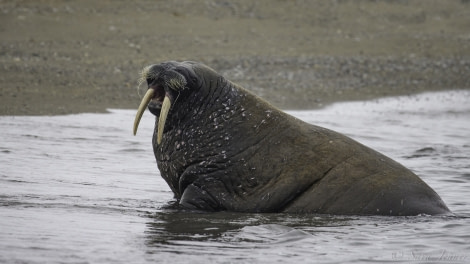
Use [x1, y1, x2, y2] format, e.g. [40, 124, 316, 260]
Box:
[1, 0, 469, 115]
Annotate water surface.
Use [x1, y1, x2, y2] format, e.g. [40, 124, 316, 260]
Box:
[1, 90, 469, 263]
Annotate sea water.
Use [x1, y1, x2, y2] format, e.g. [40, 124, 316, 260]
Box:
[1, 90, 469, 263]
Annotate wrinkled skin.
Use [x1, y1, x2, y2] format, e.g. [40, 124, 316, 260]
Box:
[134, 61, 450, 216]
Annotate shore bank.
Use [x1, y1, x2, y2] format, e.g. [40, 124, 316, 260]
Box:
[1, 0, 469, 115]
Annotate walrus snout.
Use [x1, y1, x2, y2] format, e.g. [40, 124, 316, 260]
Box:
[147, 98, 162, 116]
[147, 83, 165, 116]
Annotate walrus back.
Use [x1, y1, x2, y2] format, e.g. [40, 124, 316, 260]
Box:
[280, 121, 450, 215]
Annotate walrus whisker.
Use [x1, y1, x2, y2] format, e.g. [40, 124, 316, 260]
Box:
[173, 91, 181, 106]
[138, 65, 153, 83]
[137, 66, 152, 98]
[136, 79, 145, 98]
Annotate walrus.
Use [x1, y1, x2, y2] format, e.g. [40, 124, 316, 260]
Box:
[133, 61, 450, 216]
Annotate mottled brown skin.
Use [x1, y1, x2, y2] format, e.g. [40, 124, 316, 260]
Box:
[142, 61, 450, 216]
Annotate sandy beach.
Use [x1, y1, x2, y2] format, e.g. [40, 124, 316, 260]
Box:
[1, 0, 469, 115]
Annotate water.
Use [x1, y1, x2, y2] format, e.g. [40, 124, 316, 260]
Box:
[1, 90, 469, 263]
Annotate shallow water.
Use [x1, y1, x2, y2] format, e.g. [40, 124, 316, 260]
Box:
[1, 90, 469, 263]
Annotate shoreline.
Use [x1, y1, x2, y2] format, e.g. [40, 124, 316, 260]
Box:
[8, 88, 468, 118]
[1, 0, 469, 116]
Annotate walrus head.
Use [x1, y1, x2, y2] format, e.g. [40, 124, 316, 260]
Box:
[133, 61, 202, 144]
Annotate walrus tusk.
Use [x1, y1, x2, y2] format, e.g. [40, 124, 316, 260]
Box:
[133, 88, 155, 135]
[157, 95, 171, 145]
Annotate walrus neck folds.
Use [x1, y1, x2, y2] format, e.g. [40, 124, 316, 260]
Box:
[152, 76, 271, 199]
